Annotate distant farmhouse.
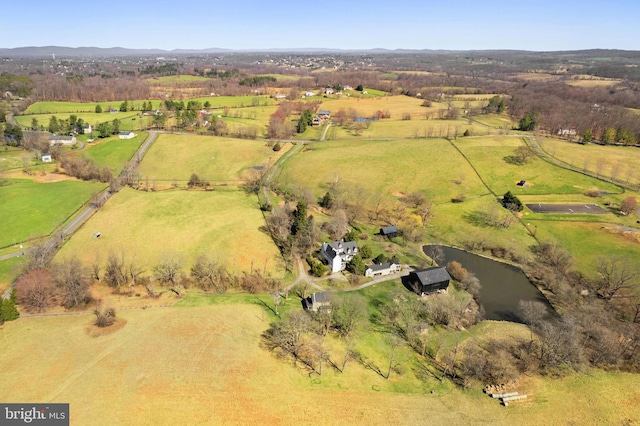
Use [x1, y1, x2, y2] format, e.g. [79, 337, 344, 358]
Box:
[365, 261, 400, 278]
[407, 267, 451, 296]
[118, 131, 135, 139]
[318, 110, 331, 120]
[81, 124, 92, 134]
[49, 134, 77, 146]
[303, 292, 332, 312]
[320, 239, 358, 273]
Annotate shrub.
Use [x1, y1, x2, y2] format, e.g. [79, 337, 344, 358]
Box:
[94, 304, 116, 327]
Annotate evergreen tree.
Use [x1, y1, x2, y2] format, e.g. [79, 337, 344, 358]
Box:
[346, 254, 365, 275]
[95, 104, 102, 113]
[291, 201, 308, 235]
[581, 128, 593, 144]
[502, 191, 523, 212]
[0, 291, 20, 322]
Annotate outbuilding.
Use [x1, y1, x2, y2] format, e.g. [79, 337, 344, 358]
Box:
[408, 267, 451, 296]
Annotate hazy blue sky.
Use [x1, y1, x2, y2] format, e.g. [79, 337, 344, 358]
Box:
[1, 0, 637, 51]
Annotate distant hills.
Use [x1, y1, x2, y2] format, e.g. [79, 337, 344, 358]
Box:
[0, 46, 637, 58]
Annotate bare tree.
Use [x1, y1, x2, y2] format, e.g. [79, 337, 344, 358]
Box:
[269, 310, 313, 359]
[322, 209, 349, 240]
[384, 335, 404, 380]
[16, 269, 55, 313]
[332, 293, 368, 337]
[594, 256, 640, 300]
[104, 251, 127, 290]
[620, 197, 638, 216]
[190, 254, 228, 292]
[53, 257, 92, 309]
[94, 303, 116, 327]
[265, 205, 292, 246]
[153, 253, 183, 287]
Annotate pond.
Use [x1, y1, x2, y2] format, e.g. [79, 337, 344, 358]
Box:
[423, 245, 551, 322]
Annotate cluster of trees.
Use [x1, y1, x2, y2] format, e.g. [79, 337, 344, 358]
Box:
[59, 154, 113, 182]
[266, 101, 322, 139]
[12, 245, 286, 316]
[46, 114, 88, 134]
[95, 119, 120, 138]
[239, 76, 276, 86]
[266, 293, 369, 376]
[0, 72, 33, 98]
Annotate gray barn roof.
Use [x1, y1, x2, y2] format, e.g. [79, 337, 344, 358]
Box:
[413, 267, 451, 286]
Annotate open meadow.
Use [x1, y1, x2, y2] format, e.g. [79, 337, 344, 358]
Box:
[540, 137, 640, 188]
[453, 136, 622, 196]
[137, 133, 283, 183]
[78, 133, 146, 173]
[54, 187, 284, 276]
[15, 111, 147, 132]
[0, 295, 638, 425]
[0, 178, 106, 248]
[277, 138, 488, 203]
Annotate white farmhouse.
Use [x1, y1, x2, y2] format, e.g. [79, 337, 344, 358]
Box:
[320, 239, 358, 273]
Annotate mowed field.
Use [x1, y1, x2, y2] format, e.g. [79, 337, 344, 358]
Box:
[278, 138, 488, 203]
[15, 111, 147, 132]
[78, 133, 146, 173]
[540, 137, 640, 188]
[454, 136, 622, 196]
[0, 179, 106, 248]
[137, 134, 281, 183]
[55, 187, 284, 275]
[1, 301, 638, 425]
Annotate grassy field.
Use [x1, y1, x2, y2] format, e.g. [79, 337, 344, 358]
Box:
[24, 101, 161, 115]
[15, 111, 147, 132]
[0, 256, 25, 287]
[137, 134, 281, 183]
[540, 137, 640, 188]
[0, 179, 106, 248]
[454, 136, 622, 196]
[0, 298, 638, 425]
[533, 220, 640, 275]
[0, 146, 28, 172]
[79, 133, 147, 173]
[55, 187, 284, 276]
[277, 138, 488, 203]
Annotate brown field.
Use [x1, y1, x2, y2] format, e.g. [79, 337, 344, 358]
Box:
[1, 302, 639, 425]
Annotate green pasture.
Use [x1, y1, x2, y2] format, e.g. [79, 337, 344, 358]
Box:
[0, 256, 25, 287]
[428, 194, 536, 260]
[277, 138, 488, 203]
[79, 133, 147, 173]
[532, 220, 640, 275]
[454, 136, 622, 196]
[15, 111, 148, 132]
[24, 101, 161, 115]
[55, 187, 284, 276]
[540, 137, 640, 188]
[0, 179, 106, 248]
[471, 114, 515, 129]
[137, 134, 279, 183]
[327, 118, 489, 140]
[188, 95, 274, 108]
[0, 146, 28, 172]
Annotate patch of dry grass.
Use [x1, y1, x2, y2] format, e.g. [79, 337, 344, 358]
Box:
[0, 303, 638, 425]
